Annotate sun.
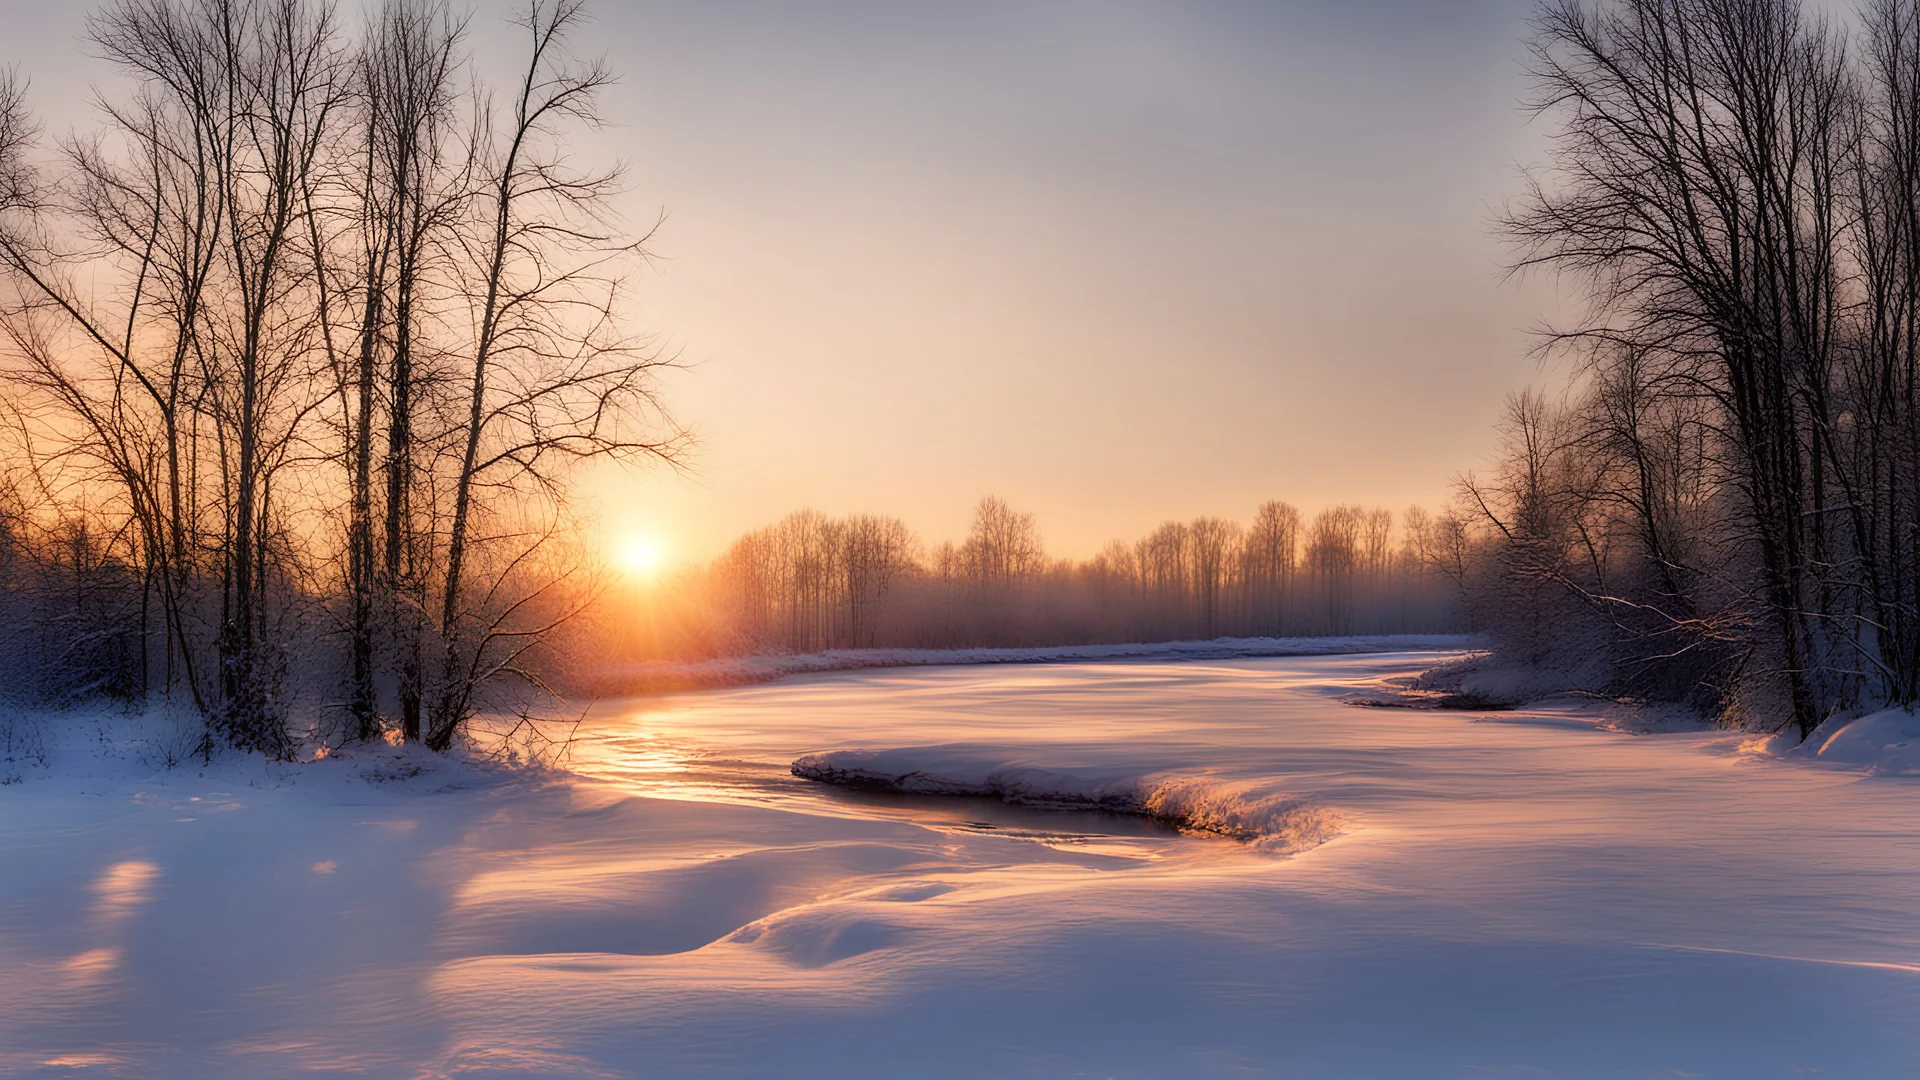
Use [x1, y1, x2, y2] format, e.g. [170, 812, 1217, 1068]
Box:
[616, 537, 666, 579]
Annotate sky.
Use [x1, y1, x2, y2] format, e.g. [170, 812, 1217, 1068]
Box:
[1, 0, 1567, 566]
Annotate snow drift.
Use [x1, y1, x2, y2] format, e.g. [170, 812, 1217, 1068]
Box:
[1746, 706, 1920, 773]
[1809, 708, 1920, 773]
[790, 746, 1340, 851]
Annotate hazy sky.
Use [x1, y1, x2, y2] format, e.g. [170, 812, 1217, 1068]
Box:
[2, 0, 1566, 565]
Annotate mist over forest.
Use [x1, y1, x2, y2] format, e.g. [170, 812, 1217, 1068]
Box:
[595, 496, 1460, 666]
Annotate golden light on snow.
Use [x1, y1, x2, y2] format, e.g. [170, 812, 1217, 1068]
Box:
[63, 949, 120, 977]
[90, 861, 159, 923]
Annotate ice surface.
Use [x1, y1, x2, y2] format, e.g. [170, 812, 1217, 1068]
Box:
[5, 646, 1920, 1077]
[590, 633, 1479, 693]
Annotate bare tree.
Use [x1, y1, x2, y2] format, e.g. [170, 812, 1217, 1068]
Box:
[308, 0, 468, 742]
[1507, 0, 1855, 735]
[372, 0, 466, 743]
[1240, 500, 1300, 635]
[0, 1, 683, 758]
[841, 513, 916, 647]
[1307, 506, 1364, 634]
[1187, 516, 1240, 639]
[425, 0, 682, 750]
[1, 0, 351, 756]
[960, 495, 1044, 586]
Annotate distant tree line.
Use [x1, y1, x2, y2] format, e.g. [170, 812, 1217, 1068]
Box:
[0, 0, 680, 755]
[605, 496, 1460, 661]
[1450, 0, 1920, 738]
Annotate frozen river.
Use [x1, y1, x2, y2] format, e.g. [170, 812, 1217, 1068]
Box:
[3, 648, 1919, 1076]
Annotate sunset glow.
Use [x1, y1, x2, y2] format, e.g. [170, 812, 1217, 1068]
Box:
[616, 537, 666, 580]
[6, 0, 1920, 1075]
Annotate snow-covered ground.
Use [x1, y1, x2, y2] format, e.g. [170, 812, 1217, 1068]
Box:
[5, 647, 1920, 1077]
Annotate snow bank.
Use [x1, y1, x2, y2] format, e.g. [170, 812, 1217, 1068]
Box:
[1403, 649, 1613, 706]
[1809, 708, 1920, 773]
[0, 703, 205, 784]
[1741, 706, 1920, 773]
[0, 696, 531, 794]
[791, 747, 1340, 851]
[1376, 653, 1717, 734]
[592, 634, 1477, 695]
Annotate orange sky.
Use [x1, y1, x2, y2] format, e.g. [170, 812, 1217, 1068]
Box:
[5, 0, 1568, 567]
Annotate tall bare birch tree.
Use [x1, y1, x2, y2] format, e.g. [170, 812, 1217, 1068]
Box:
[425, 0, 681, 749]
